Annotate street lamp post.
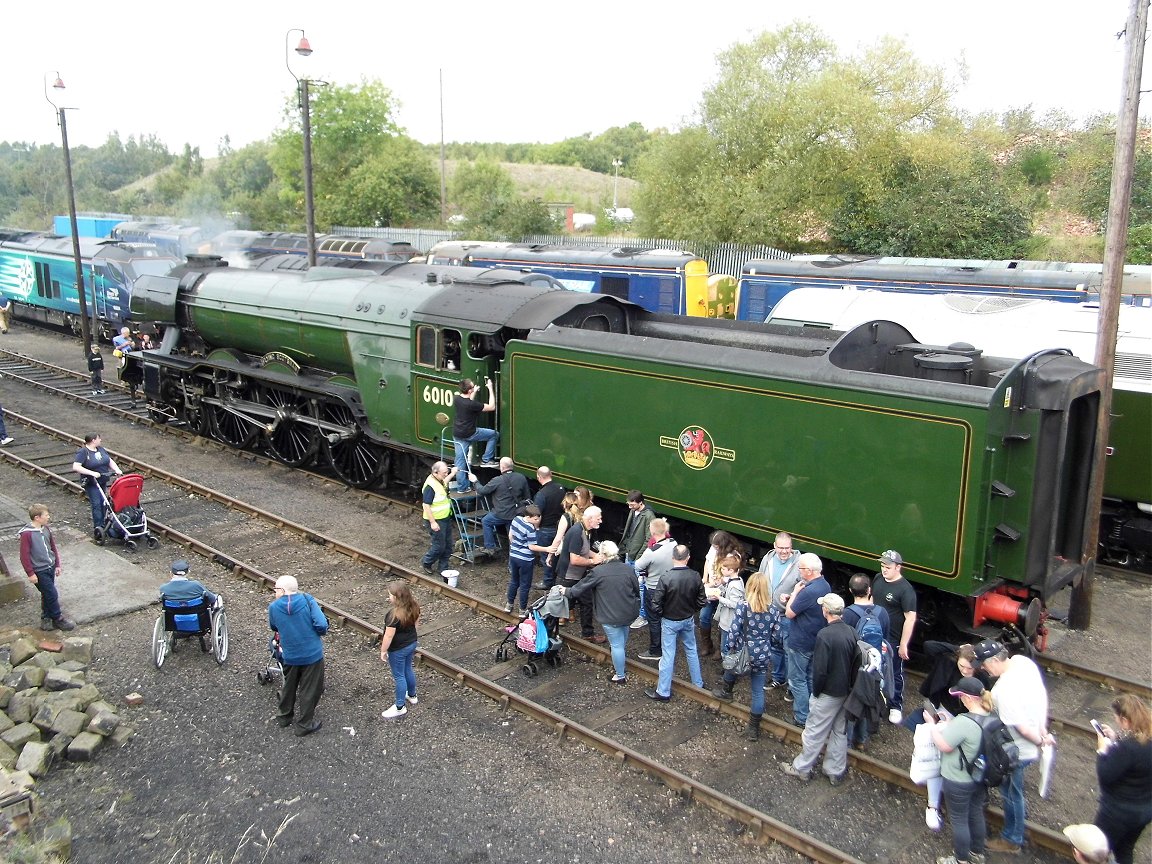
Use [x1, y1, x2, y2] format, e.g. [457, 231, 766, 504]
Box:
[611, 159, 623, 211]
[286, 29, 317, 267]
[45, 73, 93, 356]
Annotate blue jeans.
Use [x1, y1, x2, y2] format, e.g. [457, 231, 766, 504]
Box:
[602, 624, 630, 678]
[85, 480, 107, 532]
[635, 569, 648, 620]
[422, 518, 454, 573]
[725, 667, 767, 715]
[999, 759, 1035, 846]
[453, 430, 499, 491]
[786, 644, 813, 725]
[506, 558, 534, 610]
[770, 616, 790, 684]
[481, 512, 511, 550]
[33, 567, 62, 621]
[0, 409, 7, 439]
[655, 617, 704, 697]
[387, 642, 418, 709]
[943, 778, 987, 860]
[888, 643, 905, 710]
[536, 526, 557, 587]
[719, 628, 730, 654]
[699, 599, 718, 630]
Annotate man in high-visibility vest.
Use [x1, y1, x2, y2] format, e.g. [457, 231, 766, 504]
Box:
[421, 461, 463, 576]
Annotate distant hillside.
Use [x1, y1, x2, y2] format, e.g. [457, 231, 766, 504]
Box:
[441, 160, 638, 212]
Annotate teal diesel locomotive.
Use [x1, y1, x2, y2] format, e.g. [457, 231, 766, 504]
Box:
[128, 257, 1105, 644]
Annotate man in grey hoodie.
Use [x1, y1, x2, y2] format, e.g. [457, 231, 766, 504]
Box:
[18, 504, 75, 631]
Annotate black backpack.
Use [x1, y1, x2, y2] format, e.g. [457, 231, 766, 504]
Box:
[958, 714, 1021, 786]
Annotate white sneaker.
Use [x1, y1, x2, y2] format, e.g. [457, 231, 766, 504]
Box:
[406, 695, 418, 705]
[381, 704, 407, 719]
[925, 806, 942, 832]
[0, 437, 12, 446]
[503, 603, 513, 614]
[629, 616, 647, 630]
[888, 708, 903, 724]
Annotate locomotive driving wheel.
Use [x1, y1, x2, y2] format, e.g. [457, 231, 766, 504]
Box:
[255, 384, 319, 467]
[206, 382, 260, 449]
[319, 401, 387, 488]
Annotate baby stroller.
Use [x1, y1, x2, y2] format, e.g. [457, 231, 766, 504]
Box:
[494, 588, 568, 677]
[95, 473, 159, 551]
[256, 632, 285, 695]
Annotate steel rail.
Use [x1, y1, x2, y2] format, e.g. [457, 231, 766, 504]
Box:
[0, 412, 1080, 857]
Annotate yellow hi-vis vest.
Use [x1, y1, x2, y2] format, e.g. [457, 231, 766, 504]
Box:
[422, 476, 452, 520]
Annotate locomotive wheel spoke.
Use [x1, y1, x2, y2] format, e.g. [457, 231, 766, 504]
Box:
[257, 384, 318, 468]
[320, 401, 385, 488]
[207, 386, 259, 449]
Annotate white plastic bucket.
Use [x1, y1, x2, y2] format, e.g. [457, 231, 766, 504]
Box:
[442, 570, 460, 588]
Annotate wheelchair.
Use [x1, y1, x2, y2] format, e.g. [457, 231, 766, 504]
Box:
[152, 596, 228, 668]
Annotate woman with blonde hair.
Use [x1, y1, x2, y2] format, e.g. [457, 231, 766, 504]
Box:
[380, 580, 421, 719]
[546, 491, 580, 567]
[1093, 694, 1152, 864]
[711, 571, 773, 740]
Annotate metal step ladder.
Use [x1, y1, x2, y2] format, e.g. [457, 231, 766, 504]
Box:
[451, 490, 496, 564]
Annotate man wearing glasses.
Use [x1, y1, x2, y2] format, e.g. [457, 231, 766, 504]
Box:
[758, 532, 801, 697]
[783, 553, 832, 726]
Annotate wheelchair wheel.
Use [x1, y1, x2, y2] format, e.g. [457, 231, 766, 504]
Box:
[211, 610, 229, 664]
[152, 617, 169, 668]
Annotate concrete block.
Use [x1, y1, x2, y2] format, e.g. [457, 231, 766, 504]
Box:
[8, 638, 37, 668]
[46, 734, 72, 761]
[57, 660, 88, 674]
[32, 703, 64, 732]
[72, 683, 100, 710]
[0, 740, 18, 770]
[0, 713, 13, 734]
[42, 668, 83, 692]
[15, 741, 52, 777]
[0, 723, 40, 751]
[108, 724, 134, 747]
[52, 709, 88, 738]
[3, 769, 36, 791]
[26, 652, 58, 670]
[65, 732, 102, 762]
[60, 638, 94, 665]
[87, 709, 120, 737]
[5, 692, 36, 723]
[3, 668, 43, 692]
[40, 819, 72, 860]
[85, 700, 116, 719]
[0, 684, 14, 709]
[0, 576, 25, 606]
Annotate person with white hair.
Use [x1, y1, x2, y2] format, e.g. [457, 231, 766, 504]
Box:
[783, 552, 832, 726]
[562, 540, 640, 683]
[269, 575, 328, 736]
[1063, 824, 1112, 864]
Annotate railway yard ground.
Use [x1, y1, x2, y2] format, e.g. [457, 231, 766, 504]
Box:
[0, 325, 1148, 864]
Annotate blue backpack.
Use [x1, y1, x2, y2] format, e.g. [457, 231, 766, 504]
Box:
[849, 606, 894, 700]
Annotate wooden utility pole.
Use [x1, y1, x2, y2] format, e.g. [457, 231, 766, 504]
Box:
[1069, 0, 1148, 630]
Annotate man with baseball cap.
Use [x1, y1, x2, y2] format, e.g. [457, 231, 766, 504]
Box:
[872, 548, 917, 724]
[782, 592, 856, 785]
[1062, 824, 1112, 864]
[159, 559, 220, 608]
[973, 638, 1055, 854]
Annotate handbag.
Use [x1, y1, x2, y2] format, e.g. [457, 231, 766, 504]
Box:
[721, 608, 751, 676]
[909, 720, 942, 784]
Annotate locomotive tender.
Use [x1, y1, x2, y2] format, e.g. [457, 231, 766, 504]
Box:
[129, 258, 1105, 639]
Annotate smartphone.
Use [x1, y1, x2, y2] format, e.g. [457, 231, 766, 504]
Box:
[922, 699, 938, 719]
[1090, 719, 1105, 736]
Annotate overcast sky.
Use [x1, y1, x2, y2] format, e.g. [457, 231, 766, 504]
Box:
[5, 1, 1145, 157]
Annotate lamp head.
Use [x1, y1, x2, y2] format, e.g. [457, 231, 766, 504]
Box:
[53, 75, 66, 91]
[295, 36, 313, 57]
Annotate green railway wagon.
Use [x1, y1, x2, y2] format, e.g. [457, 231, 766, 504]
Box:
[504, 316, 1102, 631]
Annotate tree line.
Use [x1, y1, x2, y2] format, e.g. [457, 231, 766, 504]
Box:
[1, 22, 1148, 262]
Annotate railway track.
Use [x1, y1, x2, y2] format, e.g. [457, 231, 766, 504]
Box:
[0, 414, 1088, 864]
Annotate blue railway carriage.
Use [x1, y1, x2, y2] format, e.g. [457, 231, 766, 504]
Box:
[111, 222, 206, 258]
[426, 242, 727, 318]
[737, 256, 1151, 322]
[0, 229, 181, 339]
[202, 230, 419, 265]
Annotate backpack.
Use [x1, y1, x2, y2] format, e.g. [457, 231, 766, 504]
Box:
[849, 606, 894, 700]
[958, 714, 1021, 787]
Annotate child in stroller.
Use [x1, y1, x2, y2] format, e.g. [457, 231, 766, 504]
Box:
[95, 473, 159, 551]
[494, 588, 569, 677]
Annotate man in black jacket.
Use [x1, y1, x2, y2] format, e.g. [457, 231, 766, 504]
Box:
[783, 593, 856, 785]
[475, 457, 531, 557]
[644, 545, 708, 702]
